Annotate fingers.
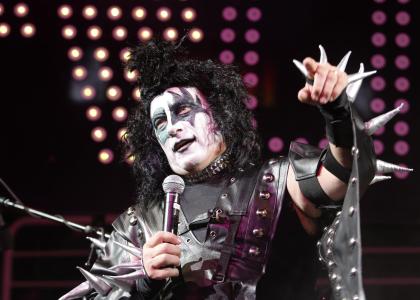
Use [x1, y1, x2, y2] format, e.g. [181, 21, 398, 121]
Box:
[145, 231, 181, 248]
[320, 70, 338, 103]
[150, 267, 180, 280]
[151, 253, 180, 269]
[297, 86, 313, 105]
[331, 72, 348, 100]
[303, 57, 318, 77]
[151, 242, 181, 258]
[146, 253, 181, 280]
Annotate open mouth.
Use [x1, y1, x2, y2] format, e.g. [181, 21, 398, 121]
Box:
[173, 138, 196, 152]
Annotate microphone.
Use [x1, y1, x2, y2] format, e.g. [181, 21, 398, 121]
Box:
[162, 175, 185, 234]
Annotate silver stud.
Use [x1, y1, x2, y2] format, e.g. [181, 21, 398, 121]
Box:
[336, 211, 342, 217]
[262, 173, 274, 182]
[349, 237, 357, 247]
[350, 267, 357, 276]
[256, 209, 268, 218]
[221, 193, 228, 198]
[317, 241, 322, 247]
[259, 191, 271, 200]
[330, 273, 337, 280]
[249, 246, 260, 256]
[327, 249, 333, 256]
[349, 206, 355, 216]
[269, 158, 277, 165]
[334, 219, 340, 226]
[335, 285, 342, 291]
[127, 206, 135, 216]
[252, 228, 264, 238]
[129, 216, 138, 226]
[353, 295, 359, 300]
[327, 238, 333, 245]
[238, 168, 244, 172]
[351, 177, 357, 184]
[230, 177, 236, 183]
[328, 260, 335, 267]
[209, 231, 216, 238]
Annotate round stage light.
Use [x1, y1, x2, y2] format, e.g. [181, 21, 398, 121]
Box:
[220, 28, 235, 43]
[14, 3, 29, 17]
[86, 106, 102, 121]
[370, 54, 386, 69]
[94, 47, 109, 62]
[245, 94, 258, 110]
[395, 55, 410, 70]
[117, 127, 127, 141]
[125, 155, 135, 165]
[189, 28, 203, 42]
[132, 6, 147, 21]
[124, 69, 138, 82]
[72, 66, 88, 80]
[87, 26, 102, 40]
[268, 137, 284, 153]
[0, 23, 11, 38]
[62, 25, 77, 39]
[83, 5, 97, 20]
[395, 11, 410, 26]
[138, 27, 153, 41]
[58, 5, 73, 19]
[91, 127, 107, 142]
[107, 6, 122, 20]
[370, 76, 386, 92]
[395, 99, 409, 114]
[219, 50, 234, 64]
[112, 26, 127, 41]
[98, 67, 113, 81]
[181, 8, 196, 22]
[132, 88, 141, 101]
[98, 149, 114, 164]
[222, 6, 237, 21]
[156, 7, 171, 21]
[244, 51, 259, 66]
[112, 107, 128, 122]
[81, 85, 96, 100]
[21, 23, 35, 38]
[163, 27, 178, 41]
[119, 47, 130, 62]
[68, 47, 83, 61]
[0, 4, 4, 16]
[243, 72, 259, 88]
[245, 29, 260, 44]
[371, 32, 386, 47]
[106, 86, 122, 101]
[395, 33, 410, 48]
[370, 98, 386, 113]
[371, 10, 387, 25]
[247, 7, 262, 22]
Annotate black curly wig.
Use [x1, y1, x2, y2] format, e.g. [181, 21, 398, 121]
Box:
[125, 39, 261, 209]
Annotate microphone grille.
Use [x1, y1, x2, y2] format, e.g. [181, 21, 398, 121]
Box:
[162, 175, 185, 194]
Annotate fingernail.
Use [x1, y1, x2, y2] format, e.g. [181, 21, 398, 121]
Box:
[177, 237, 182, 244]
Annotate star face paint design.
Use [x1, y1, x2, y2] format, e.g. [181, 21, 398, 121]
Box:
[150, 87, 226, 175]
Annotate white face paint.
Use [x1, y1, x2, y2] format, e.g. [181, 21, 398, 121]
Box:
[150, 87, 226, 175]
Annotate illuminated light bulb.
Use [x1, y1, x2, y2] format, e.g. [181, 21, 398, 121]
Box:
[21, 23, 35, 37]
[132, 6, 146, 21]
[68, 46, 83, 61]
[112, 26, 127, 41]
[0, 4, 4, 16]
[94, 47, 109, 62]
[124, 69, 138, 82]
[132, 88, 141, 101]
[156, 7, 171, 21]
[189, 28, 203, 42]
[0, 23, 11, 37]
[138, 27, 153, 41]
[98, 149, 114, 164]
[163, 27, 178, 41]
[117, 127, 127, 140]
[112, 106, 128, 122]
[58, 5, 72, 19]
[107, 6, 122, 20]
[86, 106, 102, 121]
[62, 25, 77, 39]
[14, 3, 29, 17]
[72, 66, 87, 80]
[119, 47, 130, 62]
[83, 5, 97, 20]
[106, 86, 122, 101]
[125, 155, 135, 165]
[87, 26, 102, 40]
[181, 7, 196, 22]
[81, 85, 96, 100]
[91, 127, 107, 142]
[98, 67, 113, 81]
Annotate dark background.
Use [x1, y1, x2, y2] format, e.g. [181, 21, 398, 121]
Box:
[0, 1, 418, 299]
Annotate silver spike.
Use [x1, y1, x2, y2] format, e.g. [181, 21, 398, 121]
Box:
[292, 59, 309, 78]
[87, 237, 106, 250]
[319, 45, 328, 64]
[59, 281, 92, 300]
[376, 160, 414, 174]
[337, 51, 352, 72]
[348, 70, 377, 84]
[102, 275, 133, 292]
[346, 63, 365, 103]
[77, 267, 111, 296]
[109, 262, 143, 274]
[370, 175, 392, 185]
[113, 240, 142, 258]
[109, 269, 146, 280]
[365, 103, 404, 135]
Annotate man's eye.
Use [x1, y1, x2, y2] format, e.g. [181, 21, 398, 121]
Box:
[178, 106, 192, 115]
[155, 118, 167, 129]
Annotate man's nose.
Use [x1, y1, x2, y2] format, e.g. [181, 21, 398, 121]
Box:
[167, 120, 183, 137]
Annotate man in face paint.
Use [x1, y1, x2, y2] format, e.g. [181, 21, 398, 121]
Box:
[150, 87, 226, 175]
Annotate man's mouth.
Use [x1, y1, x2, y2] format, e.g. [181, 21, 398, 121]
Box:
[173, 138, 196, 152]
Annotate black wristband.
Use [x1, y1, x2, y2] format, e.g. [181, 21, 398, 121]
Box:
[322, 147, 351, 183]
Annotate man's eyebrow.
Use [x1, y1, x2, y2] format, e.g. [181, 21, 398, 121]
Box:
[151, 108, 166, 119]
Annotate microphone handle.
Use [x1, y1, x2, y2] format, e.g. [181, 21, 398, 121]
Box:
[163, 192, 180, 234]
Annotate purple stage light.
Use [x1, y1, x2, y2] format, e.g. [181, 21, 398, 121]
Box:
[370, 54, 386, 69]
[394, 121, 409, 136]
[394, 140, 409, 156]
[243, 72, 259, 88]
[245, 94, 258, 110]
[397, 0, 410, 4]
[268, 137, 284, 153]
[394, 77, 410, 92]
[124, 69, 138, 83]
[220, 28, 235, 43]
[0, 23, 11, 38]
[370, 76, 386, 91]
[371, 32, 386, 47]
[371, 10, 387, 25]
[395, 55, 410, 70]
[318, 138, 329, 149]
[295, 137, 309, 144]
[395, 33, 410, 47]
[244, 51, 259, 66]
[132, 88, 141, 101]
[0, 4, 4, 16]
[120, 48, 130, 62]
[373, 126, 385, 136]
[394, 99, 409, 114]
[247, 7, 262, 22]
[245, 29, 260, 44]
[219, 50, 234, 64]
[373, 139, 384, 155]
[222, 6, 237, 21]
[395, 11, 410, 25]
[394, 163, 410, 179]
[58, 5, 73, 19]
[370, 98, 386, 113]
[373, 0, 386, 3]
[117, 128, 127, 141]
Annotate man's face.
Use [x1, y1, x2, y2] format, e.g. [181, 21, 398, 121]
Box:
[150, 87, 226, 175]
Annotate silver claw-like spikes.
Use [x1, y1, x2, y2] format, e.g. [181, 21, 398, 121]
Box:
[319, 45, 328, 64]
[292, 59, 308, 78]
[337, 51, 352, 72]
[376, 160, 414, 174]
[77, 267, 112, 296]
[346, 63, 364, 103]
[87, 237, 106, 250]
[113, 240, 142, 258]
[370, 175, 391, 185]
[347, 70, 377, 84]
[108, 269, 146, 280]
[103, 275, 134, 292]
[365, 103, 404, 135]
[59, 281, 92, 300]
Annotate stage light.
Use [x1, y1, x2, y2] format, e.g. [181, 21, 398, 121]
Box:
[220, 28, 235, 43]
[107, 6, 122, 20]
[222, 6, 237, 21]
[98, 67, 113, 81]
[112, 26, 127, 41]
[373, 140, 384, 155]
[244, 51, 259, 66]
[371, 10, 387, 25]
[394, 140, 409, 156]
[125, 155, 135, 165]
[395, 99, 409, 114]
[21, 23, 35, 38]
[247, 7, 262, 22]
[94, 47, 109, 62]
[245, 29, 260, 44]
[189, 28, 203, 42]
[370, 98, 385, 113]
[394, 121, 409, 136]
[0, 4, 4, 16]
[394, 163, 410, 180]
[83, 5, 97, 20]
[86, 106, 102, 121]
[219, 50, 234, 64]
[14, 3, 29, 17]
[396, 11, 410, 26]
[0, 23, 10, 38]
[72, 66, 87, 80]
[120, 47, 130, 62]
[394, 77, 410, 92]
[371, 32, 386, 47]
[370, 76, 386, 92]
[106, 86, 122, 101]
[112, 107, 128, 122]
[138, 27, 153, 42]
[81, 85, 96, 100]
[58, 5, 72, 19]
[243, 72, 259, 88]
[372, 126, 385, 136]
[87, 26, 102, 40]
[268, 137, 284, 153]
[370, 54, 386, 69]
[91, 127, 107, 142]
[181, 8, 196, 22]
[124, 69, 137, 82]
[117, 127, 127, 141]
[62, 25, 77, 39]
[318, 138, 329, 149]
[395, 55, 410, 70]
[132, 7, 147, 21]
[98, 149, 113, 164]
[245, 94, 258, 110]
[395, 33, 410, 48]
[132, 88, 141, 101]
[156, 7, 171, 21]
[68, 47, 83, 61]
[163, 27, 178, 41]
